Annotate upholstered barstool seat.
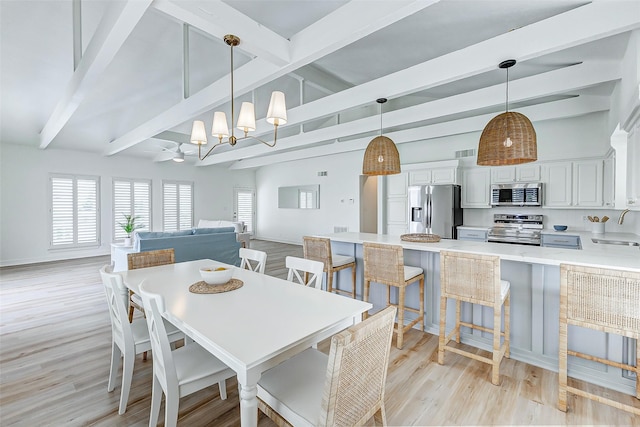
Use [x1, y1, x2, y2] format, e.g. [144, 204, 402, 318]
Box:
[332, 254, 355, 268]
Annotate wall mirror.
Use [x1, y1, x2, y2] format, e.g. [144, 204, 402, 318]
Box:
[278, 185, 320, 209]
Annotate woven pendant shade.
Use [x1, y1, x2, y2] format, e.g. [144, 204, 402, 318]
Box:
[363, 136, 401, 175]
[477, 111, 537, 166]
[478, 59, 537, 166]
[363, 98, 401, 175]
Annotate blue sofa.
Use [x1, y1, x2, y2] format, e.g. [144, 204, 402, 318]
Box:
[134, 227, 241, 266]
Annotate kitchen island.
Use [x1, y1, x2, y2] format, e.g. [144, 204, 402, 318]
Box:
[320, 232, 640, 396]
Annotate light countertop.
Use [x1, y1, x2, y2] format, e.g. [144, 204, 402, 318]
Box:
[321, 232, 640, 273]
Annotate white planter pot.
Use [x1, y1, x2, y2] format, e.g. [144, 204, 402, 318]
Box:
[124, 237, 132, 247]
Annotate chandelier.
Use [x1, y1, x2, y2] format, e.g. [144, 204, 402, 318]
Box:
[190, 34, 287, 161]
[477, 59, 537, 166]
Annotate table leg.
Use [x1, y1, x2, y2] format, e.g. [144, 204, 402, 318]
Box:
[238, 370, 260, 427]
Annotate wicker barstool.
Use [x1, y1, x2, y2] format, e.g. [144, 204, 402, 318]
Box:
[363, 242, 424, 349]
[558, 264, 639, 415]
[126, 249, 175, 322]
[438, 250, 510, 386]
[303, 236, 356, 298]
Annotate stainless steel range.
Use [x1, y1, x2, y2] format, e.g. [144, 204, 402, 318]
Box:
[488, 214, 543, 246]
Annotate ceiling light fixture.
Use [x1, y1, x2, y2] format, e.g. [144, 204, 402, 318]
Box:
[362, 98, 401, 175]
[172, 148, 185, 162]
[190, 34, 287, 161]
[477, 59, 537, 166]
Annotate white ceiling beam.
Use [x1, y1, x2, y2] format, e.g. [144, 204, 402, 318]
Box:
[229, 95, 611, 169]
[104, 0, 441, 156]
[39, 0, 152, 149]
[152, 0, 291, 67]
[248, 0, 640, 137]
[199, 61, 620, 165]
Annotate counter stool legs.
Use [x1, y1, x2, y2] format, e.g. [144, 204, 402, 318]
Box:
[364, 276, 424, 350]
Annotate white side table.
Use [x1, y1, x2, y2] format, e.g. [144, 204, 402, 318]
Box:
[237, 232, 251, 248]
[110, 243, 137, 272]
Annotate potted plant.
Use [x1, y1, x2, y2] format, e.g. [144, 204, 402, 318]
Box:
[118, 214, 142, 246]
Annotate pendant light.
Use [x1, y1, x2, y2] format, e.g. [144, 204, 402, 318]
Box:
[190, 34, 287, 161]
[362, 98, 401, 175]
[477, 59, 537, 166]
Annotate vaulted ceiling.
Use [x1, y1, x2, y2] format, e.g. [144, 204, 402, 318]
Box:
[2, 0, 638, 169]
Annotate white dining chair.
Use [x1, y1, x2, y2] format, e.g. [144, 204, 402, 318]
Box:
[239, 247, 267, 274]
[286, 256, 324, 289]
[99, 265, 184, 415]
[138, 282, 236, 427]
[258, 306, 397, 426]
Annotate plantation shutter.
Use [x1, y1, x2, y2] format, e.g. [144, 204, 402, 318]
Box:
[236, 190, 254, 234]
[50, 175, 99, 247]
[113, 179, 151, 240]
[163, 181, 192, 232]
[51, 177, 74, 246]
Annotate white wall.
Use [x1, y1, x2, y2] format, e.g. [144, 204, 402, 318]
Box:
[0, 143, 255, 266]
[255, 151, 363, 244]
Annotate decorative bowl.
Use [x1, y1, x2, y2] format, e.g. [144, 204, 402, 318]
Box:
[199, 266, 233, 285]
[553, 225, 568, 231]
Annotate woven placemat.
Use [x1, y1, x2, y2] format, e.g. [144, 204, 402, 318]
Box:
[189, 278, 243, 294]
[400, 233, 441, 243]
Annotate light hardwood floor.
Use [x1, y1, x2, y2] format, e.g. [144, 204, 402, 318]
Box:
[1, 240, 638, 426]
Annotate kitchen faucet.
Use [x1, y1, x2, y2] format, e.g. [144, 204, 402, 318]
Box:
[617, 208, 631, 224]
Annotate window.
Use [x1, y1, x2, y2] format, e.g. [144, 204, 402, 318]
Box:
[163, 181, 193, 231]
[50, 174, 100, 248]
[113, 179, 151, 241]
[234, 188, 255, 235]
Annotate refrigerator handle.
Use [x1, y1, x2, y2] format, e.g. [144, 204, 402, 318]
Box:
[426, 191, 432, 230]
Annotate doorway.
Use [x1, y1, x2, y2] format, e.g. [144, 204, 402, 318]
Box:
[359, 176, 378, 233]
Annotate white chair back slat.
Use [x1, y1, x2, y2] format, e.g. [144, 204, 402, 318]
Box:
[139, 282, 179, 393]
[239, 248, 267, 274]
[100, 265, 133, 350]
[286, 256, 324, 289]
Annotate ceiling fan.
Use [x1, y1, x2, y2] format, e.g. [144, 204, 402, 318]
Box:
[153, 142, 197, 163]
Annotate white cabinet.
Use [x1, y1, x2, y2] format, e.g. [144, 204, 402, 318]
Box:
[572, 160, 603, 207]
[543, 160, 604, 208]
[517, 164, 541, 181]
[491, 165, 540, 183]
[386, 173, 408, 197]
[385, 173, 408, 234]
[409, 167, 457, 185]
[461, 168, 491, 208]
[627, 124, 640, 208]
[544, 162, 573, 207]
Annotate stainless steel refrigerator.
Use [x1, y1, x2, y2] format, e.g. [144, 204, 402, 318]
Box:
[408, 185, 463, 238]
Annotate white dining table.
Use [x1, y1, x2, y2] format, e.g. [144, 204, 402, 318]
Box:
[119, 259, 372, 427]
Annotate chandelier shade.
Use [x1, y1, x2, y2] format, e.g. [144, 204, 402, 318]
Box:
[477, 59, 537, 166]
[362, 98, 401, 176]
[190, 120, 207, 145]
[189, 34, 286, 160]
[477, 111, 537, 166]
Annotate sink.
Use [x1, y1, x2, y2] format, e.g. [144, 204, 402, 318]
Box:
[591, 238, 640, 247]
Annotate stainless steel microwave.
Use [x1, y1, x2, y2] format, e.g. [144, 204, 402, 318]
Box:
[490, 183, 542, 206]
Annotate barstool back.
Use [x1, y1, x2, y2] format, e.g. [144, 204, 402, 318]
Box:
[440, 251, 501, 306]
[363, 242, 405, 285]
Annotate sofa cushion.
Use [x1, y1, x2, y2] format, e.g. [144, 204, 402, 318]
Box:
[193, 227, 235, 235]
[137, 230, 192, 239]
[197, 219, 243, 233]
